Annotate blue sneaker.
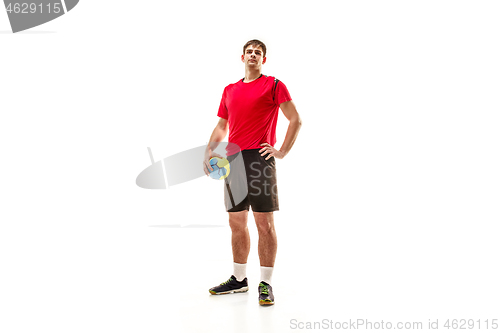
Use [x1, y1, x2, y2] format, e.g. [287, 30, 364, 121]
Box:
[209, 275, 249, 295]
[258, 281, 274, 305]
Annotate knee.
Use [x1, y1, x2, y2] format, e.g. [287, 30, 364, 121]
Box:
[229, 216, 248, 233]
[255, 219, 274, 234]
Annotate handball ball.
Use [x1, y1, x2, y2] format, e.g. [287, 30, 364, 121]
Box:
[209, 157, 230, 180]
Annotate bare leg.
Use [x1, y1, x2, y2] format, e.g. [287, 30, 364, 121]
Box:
[229, 211, 250, 264]
[254, 212, 277, 267]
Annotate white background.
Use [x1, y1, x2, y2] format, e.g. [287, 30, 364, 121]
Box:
[1, 1, 499, 332]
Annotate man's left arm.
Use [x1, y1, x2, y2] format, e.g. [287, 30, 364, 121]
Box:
[259, 100, 302, 160]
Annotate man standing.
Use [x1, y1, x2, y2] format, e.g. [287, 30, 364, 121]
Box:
[203, 40, 302, 306]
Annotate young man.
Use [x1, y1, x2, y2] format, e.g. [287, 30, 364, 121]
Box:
[203, 39, 302, 306]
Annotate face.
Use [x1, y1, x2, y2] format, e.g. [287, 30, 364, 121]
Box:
[241, 45, 266, 68]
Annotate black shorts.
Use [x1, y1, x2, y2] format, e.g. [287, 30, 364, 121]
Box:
[224, 149, 279, 212]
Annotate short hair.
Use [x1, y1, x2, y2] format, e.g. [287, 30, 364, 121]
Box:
[243, 39, 267, 57]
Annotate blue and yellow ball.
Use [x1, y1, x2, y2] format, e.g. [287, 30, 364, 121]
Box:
[208, 157, 230, 180]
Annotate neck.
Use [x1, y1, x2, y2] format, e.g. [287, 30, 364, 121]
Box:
[243, 68, 262, 83]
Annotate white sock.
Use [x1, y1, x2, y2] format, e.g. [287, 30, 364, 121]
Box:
[233, 263, 247, 282]
[260, 266, 274, 285]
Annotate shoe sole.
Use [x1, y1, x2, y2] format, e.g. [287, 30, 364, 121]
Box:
[209, 286, 249, 295]
[259, 299, 274, 306]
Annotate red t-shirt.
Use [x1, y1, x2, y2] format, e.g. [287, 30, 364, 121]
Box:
[217, 75, 292, 155]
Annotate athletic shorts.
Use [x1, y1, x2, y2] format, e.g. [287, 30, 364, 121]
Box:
[223, 149, 279, 212]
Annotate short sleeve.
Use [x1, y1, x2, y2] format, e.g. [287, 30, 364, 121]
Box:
[217, 87, 228, 119]
[274, 80, 292, 106]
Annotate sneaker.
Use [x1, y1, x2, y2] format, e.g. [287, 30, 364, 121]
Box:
[258, 281, 274, 305]
[209, 275, 249, 295]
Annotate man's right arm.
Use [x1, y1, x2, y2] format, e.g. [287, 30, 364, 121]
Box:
[203, 118, 228, 176]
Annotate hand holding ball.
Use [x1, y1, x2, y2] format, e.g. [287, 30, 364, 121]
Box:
[208, 157, 231, 180]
